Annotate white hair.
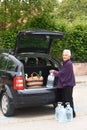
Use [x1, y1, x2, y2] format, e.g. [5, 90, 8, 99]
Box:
[63, 49, 71, 56]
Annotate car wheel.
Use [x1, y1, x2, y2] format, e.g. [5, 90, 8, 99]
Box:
[1, 93, 15, 117]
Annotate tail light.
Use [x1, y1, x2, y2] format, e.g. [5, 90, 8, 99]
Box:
[14, 76, 24, 90]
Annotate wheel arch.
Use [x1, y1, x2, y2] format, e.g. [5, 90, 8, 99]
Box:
[0, 84, 13, 99]
[0, 85, 15, 117]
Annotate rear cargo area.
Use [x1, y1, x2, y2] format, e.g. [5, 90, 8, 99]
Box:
[20, 56, 59, 89]
[24, 66, 56, 88]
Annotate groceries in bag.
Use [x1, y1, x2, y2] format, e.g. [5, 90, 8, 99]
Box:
[26, 72, 43, 88]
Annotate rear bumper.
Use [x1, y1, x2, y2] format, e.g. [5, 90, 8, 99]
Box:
[13, 88, 58, 108]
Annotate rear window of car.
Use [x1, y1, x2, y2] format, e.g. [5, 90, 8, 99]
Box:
[18, 35, 50, 49]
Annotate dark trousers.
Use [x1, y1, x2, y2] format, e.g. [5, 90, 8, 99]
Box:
[57, 86, 76, 116]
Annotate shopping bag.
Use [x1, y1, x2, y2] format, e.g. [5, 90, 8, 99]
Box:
[26, 72, 43, 88]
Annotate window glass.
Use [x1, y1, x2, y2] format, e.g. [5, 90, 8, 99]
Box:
[6, 59, 16, 71]
[0, 55, 7, 70]
[19, 35, 50, 49]
[38, 57, 54, 67]
[46, 59, 53, 66]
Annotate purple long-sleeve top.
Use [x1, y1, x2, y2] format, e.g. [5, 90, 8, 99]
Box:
[53, 60, 76, 88]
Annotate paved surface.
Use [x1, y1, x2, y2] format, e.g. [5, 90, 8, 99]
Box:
[0, 75, 87, 130]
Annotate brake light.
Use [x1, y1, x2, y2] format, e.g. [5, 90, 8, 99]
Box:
[14, 76, 24, 90]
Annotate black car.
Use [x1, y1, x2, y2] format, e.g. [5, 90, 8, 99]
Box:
[0, 30, 64, 116]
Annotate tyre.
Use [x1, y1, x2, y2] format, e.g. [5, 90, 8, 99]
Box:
[1, 93, 15, 117]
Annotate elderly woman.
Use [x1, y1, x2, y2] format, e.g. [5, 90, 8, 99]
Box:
[50, 49, 76, 118]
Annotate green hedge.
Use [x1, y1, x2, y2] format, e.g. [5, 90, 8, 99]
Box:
[51, 22, 87, 62]
[0, 22, 87, 62]
[0, 30, 17, 49]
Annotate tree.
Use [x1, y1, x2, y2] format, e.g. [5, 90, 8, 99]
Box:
[0, 0, 87, 61]
[56, 0, 87, 23]
[0, 0, 58, 30]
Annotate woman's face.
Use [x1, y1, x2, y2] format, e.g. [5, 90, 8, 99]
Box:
[62, 52, 71, 62]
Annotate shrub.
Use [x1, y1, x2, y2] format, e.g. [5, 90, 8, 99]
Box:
[0, 22, 87, 62]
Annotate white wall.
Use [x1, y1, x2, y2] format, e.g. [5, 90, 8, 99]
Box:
[73, 63, 87, 76]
